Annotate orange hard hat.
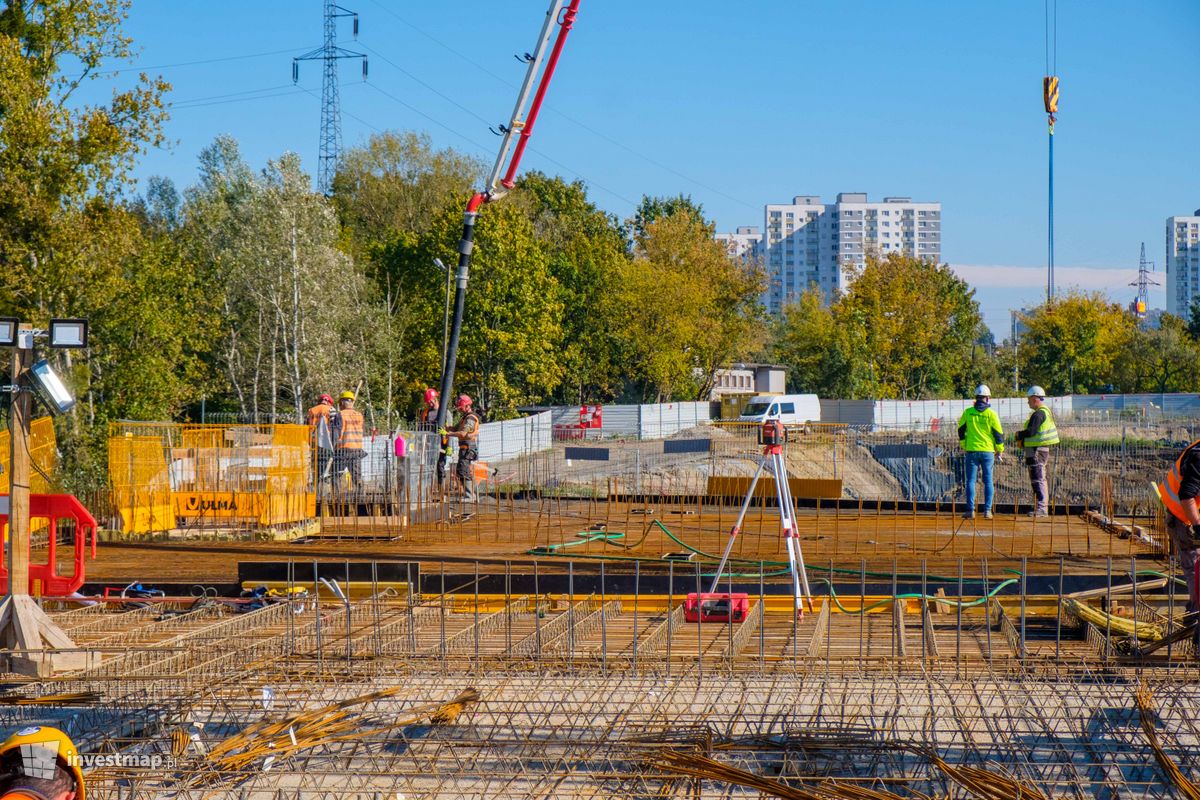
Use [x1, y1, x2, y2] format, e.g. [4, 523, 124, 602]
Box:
[0, 726, 85, 800]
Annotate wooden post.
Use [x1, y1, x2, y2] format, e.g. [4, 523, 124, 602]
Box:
[7, 328, 32, 600]
[0, 325, 87, 675]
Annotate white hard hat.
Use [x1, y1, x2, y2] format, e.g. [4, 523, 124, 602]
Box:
[974, 384, 991, 397]
[1026, 385, 1046, 398]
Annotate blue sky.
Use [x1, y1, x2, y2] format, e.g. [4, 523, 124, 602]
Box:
[76, 1, 1199, 336]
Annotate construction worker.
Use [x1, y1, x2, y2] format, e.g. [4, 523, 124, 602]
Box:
[1013, 385, 1058, 518]
[1161, 439, 1200, 620]
[330, 390, 365, 494]
[306, 393, 335, 495]
[0, 726, 85, 799]
[422, 388, 455, 490]
[957, 384, 1004, 520]
[306, 393, 334, 428]
[419, 388, 439, 427]
[446, 394, 481, 502]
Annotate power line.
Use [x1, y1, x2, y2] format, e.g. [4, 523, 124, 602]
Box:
[297, 84, 382, 134]
[172, 89, 308, 110]
[356, 41, 492, 127]
[90, 46, 307, 77]
[364, 82, 494, 156]
[360, 82, 639, 208]
[361, 3, 758, 213]
[363, 0, 511, 88]
[171, 83, 298, 107]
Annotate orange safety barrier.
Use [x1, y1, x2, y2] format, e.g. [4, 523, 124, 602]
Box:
[0, 494, 98, 596]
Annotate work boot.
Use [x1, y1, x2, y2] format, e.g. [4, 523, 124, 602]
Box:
[962, 510, 975, 520]
[983, 510, 994, 520]
[1028, 507, 1049, 518]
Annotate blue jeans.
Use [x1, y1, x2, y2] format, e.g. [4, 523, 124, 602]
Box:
[964, 451, 995, 512]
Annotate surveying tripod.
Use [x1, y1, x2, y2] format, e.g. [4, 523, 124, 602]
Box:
[707, 419, 814, 619]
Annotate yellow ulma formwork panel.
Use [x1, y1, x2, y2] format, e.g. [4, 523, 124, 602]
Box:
[0, 417, 57, 495]
[108, 433, 174, 534]
[109, 422, 315, 533]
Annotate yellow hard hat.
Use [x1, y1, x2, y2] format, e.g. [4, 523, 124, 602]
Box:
[0, 726, 85, 800]
[339, 391, 355, 401]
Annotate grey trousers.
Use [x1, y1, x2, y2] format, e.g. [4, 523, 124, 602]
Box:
[1023, 447, 1050, 509]
[456, 448, 478, 502]
[1167, 516, 1199, 613]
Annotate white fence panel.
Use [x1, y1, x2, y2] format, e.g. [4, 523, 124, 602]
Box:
[822, 396, 1076, 430]
[637, 401, 710, 439]
[475, 411, 553, 463]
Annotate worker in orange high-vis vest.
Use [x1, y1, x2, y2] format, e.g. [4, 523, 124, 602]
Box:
[447, 394, 481, 502]
[306, 393, 335, 494]
[331, 390, 365, 493]
[1162, 440, 1200, 620]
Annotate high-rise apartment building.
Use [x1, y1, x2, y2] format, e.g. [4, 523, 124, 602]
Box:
[718, 193, 941, 315]
[1166, 210, 1200, 318]
[714, 226, 762, 262]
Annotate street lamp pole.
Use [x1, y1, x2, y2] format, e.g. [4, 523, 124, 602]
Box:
[0, 319, 89, 675]
[6, 326, 32, 603]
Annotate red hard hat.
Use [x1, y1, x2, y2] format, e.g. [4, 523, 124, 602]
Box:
[455, 394, 473, 411]
[423, 388, 439, 405]
[319, 394, 334, 405]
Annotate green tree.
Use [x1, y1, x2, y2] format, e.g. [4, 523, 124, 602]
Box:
[86, 216, 219, 421]
[381, 198, 564, 419]
[1113, 314, 1200, 393]
[770, 254, 985, 399]
[332, 131, 481, 266]
[180, 140, 377, 422]
[771, 288, 864, 396]
[1187, 297, 1200, 341]
[1017, 291, 1135, 394]
[516, 171, 629, 403]
[0, 0, 168, 317]
[0, 0, 178, 489]
[627, 193, 711, 243]
[615, 210, 765, 402]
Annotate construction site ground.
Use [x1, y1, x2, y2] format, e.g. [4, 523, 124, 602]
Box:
[78, 498, 1160, 587]
[11, 432, 1200, 798]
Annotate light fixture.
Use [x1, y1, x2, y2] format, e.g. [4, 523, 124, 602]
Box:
[0, 317, 17, 348]
[29, 359, 75, 414]
[48, 318, 87, 349]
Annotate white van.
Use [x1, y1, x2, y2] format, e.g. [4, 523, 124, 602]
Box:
[737, 394, 821, 426]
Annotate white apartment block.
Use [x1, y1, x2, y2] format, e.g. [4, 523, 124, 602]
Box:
[1166, 210, 1200, 318]
[750, 193, 941, 314]
[715, 226, 763, 262]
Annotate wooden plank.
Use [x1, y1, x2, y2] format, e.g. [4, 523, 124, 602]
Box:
[707, 476, 843, 500]
[922, 603, 940, 657]
[806, 600, 830, 656]
[1066, 577, 1167, 601]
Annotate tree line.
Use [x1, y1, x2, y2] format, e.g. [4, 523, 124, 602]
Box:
[771, 275, 1200, 401]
